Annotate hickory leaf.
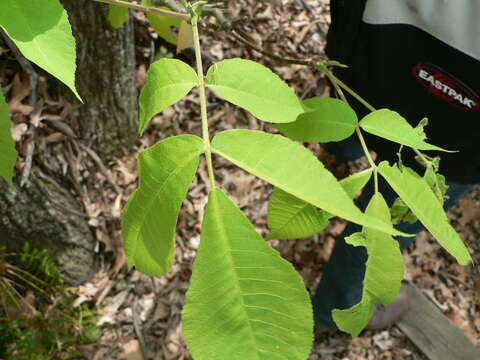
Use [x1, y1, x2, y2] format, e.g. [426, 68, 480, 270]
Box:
[267, 188, 329, 240]
[275, 97, 358, 142]
[0, 0, 80, 100]
[267, 169, 372, 240]
[183, 189, 313, 360]
[359, 109, 452, 152]
[211, 130, 407, 236]
[332, 193, 405, 336]
[378, 161, 471, 264]
[143, 0, 181, 44]
[206, 59, 304, 123]
[139, 58, 198, 133]
[0, 91, 17, 185]
[122, 135, 204, 276]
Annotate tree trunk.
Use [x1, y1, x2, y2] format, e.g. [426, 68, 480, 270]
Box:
[0, 2, 138, 285]
[62, 0, 138, 158]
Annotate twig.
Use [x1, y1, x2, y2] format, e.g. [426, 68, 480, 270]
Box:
[79, 143, 123, 195]
[133, 296, 149, 360]
[90, 0, 189, 19]
[229, 30, 316, 66]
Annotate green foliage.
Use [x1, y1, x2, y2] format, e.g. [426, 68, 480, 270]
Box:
[0, 91, 16, 185]
[206, 58, 304, 124]
[19, 243, 63, 290]
[3, 0, 474, 354]
[139, 58, 199, 133]
[390, 198, 418, 225]
[359, 109, 452, 152]
[211, 130, 404, 236]
[0, 301, 100, 360]
[0, 247, 100, 359]
[143, 0, 182, 44]
[0, 0, 80, 100]
[108, 4, 129, 29]
[123, 135, 204, 276]
[378, 161, 471, 264]
[267, 169, 373, 240]
[332, 193, 405, 336]
[267, 188, 329, 240]
[183, 189, 313, 360]
[274, 97, 358, 142]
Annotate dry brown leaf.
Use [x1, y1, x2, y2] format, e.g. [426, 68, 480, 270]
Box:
[458, 197, 480, 225]
[122, 339, 144, 360]
[8, 74, 34, 115]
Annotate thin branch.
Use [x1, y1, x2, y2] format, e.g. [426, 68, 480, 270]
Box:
[90, 0, 189, 20]
[229, 29, 316, 66]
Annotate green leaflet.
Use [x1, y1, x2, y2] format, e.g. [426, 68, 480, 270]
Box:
[338, 168, 373, 199]
[267, 188, 329, 240]
[359, 109, 452, 152]
[122, 135, 204, 276]
[108, 4, 129, 29]
[274, 97, 358, 142]
[144, 0, 181, 44]
[378, 161, 471, 265]
[206, 59, 304, 124]
[139, 58, 198, 133]
[267, 169, 373, 240]
[183, 189, 313, 360]
[0, 91, 17, 185]
[332, 193, 405, 336]
[211, 130, 407, 236]
[0, 0, 80, 101]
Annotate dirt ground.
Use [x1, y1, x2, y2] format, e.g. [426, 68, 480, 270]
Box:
[3, 1, 479, 359]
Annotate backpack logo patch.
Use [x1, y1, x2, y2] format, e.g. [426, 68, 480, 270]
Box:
[412, 63, 479, 111]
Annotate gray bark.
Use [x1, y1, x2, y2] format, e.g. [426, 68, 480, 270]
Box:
[62, 0, 138, 158]
[0, 170, 96, 286]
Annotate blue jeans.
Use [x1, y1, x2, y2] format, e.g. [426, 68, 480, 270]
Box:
[313, 138, 475, 329]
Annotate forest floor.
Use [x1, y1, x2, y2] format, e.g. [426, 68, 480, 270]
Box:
[3, 0, 480, 359]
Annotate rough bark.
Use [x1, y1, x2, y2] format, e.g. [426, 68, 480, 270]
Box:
[61, 0, 138, 158]
[0, 171, 96, 286]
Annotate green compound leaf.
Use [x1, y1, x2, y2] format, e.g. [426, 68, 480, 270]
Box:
[211, 130, 406, 237]
[267, 188, 329, 240]
[359, 109, 452, 152]
[0, 91, 17, 185]
[332, 193, 405, 336]
[108, 4, 129, 29]
[0, 0, 80, 101]
[378, 161, 471, 265]
[274, 97, 358, 142]
[139, 58, 198, 133]
[267, 169, 372, 240]
[144, 0, 181, 44]
[183, 189, 313, 360]
[122, 135, 204, 276]
[206, 59, 304, 124]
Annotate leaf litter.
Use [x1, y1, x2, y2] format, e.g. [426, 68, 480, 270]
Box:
[1, 1, 478, 359]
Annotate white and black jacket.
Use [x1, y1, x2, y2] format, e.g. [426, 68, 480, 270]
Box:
[327, 0, 480, 183]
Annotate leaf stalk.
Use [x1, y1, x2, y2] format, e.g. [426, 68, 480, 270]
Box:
[191, 14, 216, 190]
[320, 64, 379, 193]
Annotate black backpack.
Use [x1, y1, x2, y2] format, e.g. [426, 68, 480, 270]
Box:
[327, 0, 480, 183]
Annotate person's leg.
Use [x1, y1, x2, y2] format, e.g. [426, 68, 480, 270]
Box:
[313, 175, 475, 329]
